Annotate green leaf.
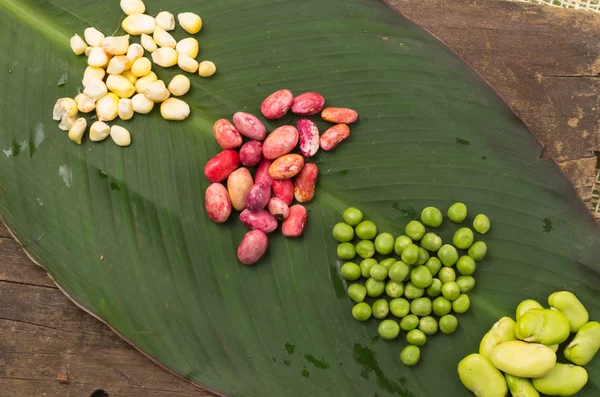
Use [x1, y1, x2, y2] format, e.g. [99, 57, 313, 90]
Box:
[1, 0, 599, 396]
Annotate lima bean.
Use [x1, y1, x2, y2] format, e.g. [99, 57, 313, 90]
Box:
[457, 354, 508, 397]
[532, 363, 588, 396]
[516, 309, 570, 345]
[548, 291, 589, 333]
[490, 341, 556, 378]
[505, 374, 539, 397]
[515, 299, 543, 321]
[479, 317, 517, 359]
[564, 321, 600, 366]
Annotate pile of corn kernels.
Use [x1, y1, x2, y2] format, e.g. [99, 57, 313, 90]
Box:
[52, 0, 216, 147]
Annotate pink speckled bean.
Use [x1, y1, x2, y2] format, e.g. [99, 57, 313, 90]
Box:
[297, 119, 319, 158]
[272, 179, 293, 205]
[261, 89, 294, 119]
[268, 197, 290, 220]
[320, 124, 350, 151]
[204, 150, 240, 183]
[321, 107, 358, 124]
[240, 209, 278, 233]
[205, 183, 231, 223]
[262, 125, 299, 160]
[233, 112, 267, 140]
[227, 167, 253, 211]
[254, 159, 273, 186]
[239, 140, 263, 167]
[291, 92, 325, 116]
[245, 181, 271, 211]
[269, 154, 304, 180]
[293, 163, 318, 203]
[237, 230, 268, 265]
[282, 204, 307, 237]
[213, 119, 242, 149]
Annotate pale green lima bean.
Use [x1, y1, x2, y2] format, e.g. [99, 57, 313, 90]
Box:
[532, 363, 588, 396]
[548, 291, 589, 333]
[490, 341, 556, 378]
[515, 299, 543, 321]
[479, 317, 516, 359]
[457, 354, 508, 397]
[564, 321, 600, 366]
[549, 344, 559, 352]
[505, 374, 539, 397]
[516, 309, 570, 345]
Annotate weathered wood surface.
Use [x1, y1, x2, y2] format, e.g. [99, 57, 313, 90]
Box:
[2, 1, 599, 396]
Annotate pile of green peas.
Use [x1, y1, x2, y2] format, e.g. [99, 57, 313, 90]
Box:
[333, 203, 491, 367]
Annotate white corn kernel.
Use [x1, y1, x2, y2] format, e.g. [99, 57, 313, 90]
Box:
[110, 125, 131, 147]
[53, 98, 78, 131]
[89, 121, 111, 142]
[131, 57, 152, 77]
[83, 79, 108, 101]
[175, 37, 199, 58]
[85, 46, 93, 56]
[151, 47, 178, 67]
[135, 72, 157, 93]
[143, 80, 170, 102]
[141, 34, 157, 53]
[84, 27, 105, 46]
[106, 55, 132, 75]
[82, 66, 106, 87]
[70, 34, 87, 55]
[59, 115, 76, 131]
[106, 74, 136, 98]
[122, 14, 156, 35]
[131, 93, 154, 114]
[126, 43, 144, 63]
[198, 61, 216, 77]
[160, 98, 190, 121]
[102, 35, 130, 56]
[74, 93, 96, 113]
[168, 74, 190, 96]
[177, 54, 198, 73]
[96, 93, 120, 121]
[178, 12, 202, 34]
[156, 11, 175, 31]
[121, 70, 138, 85]
[87, 47, 109, 68]
[68, 118, 87, 144]
[118, 98, 134, 120]
[120, 0, 145, 15]
[153, 27, 177, 48]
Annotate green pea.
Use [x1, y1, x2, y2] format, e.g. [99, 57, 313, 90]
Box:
[399, 345, 420, 366]
[389, 261, 410, 282]
[468, 241, 487, 261]
[340, 262, 361, 280]
[515, 299, 543, 321]
[378, 319, 400, 340]
[406, 329, 427, 346]
[372, 299, 389, 319]
[424, 257, 442, 276]
[448, 202, 467, 223]
[369, 264, 388, 281]
[337, 243, 356, 260]
[400, 314, 420, 331]
[426, 278, 443, 297]
[418, 316, 438, 335]
[457, 275, 475, 293]
[343, 207, 363, 226]
[347, 284, 367, 303]
[374, 232, 395, 255]
[433, 296, 452, 316]
[401, 243, 420, 265]
[548, 290, 589, 333]
[456, 255, 476, 276]
[386, 280, 404, 298]
[453, 227, 474, 250]
[405, 220, 426, 241]
[352, 302, 372, 321]
[355, 220, 377, 240]
[420, 232, 442, 252]
[356, 240, 375, 259]
[379, 257, 396, 270]
[439, 314, 458, 335]
[411, 297, 432, 316]
[564, 321, 600, 366]
[438, 244, 459, 267]
[452, 294, 471, 313]
[473, 214, 491, 234]
[390, 298, 410, 318]
[332, 222, 355, 242]
[438, 267, 456, 284]
[404, 281, 425, 300]
[442, 281, 461, 301]
[365, 277, 385, 298]
[410, 266, 433, 289]
[416, 247, 429, 266]
[421, 206, 443, 228]
[360, 258, 378, 278]
[394, 235, 413, 256]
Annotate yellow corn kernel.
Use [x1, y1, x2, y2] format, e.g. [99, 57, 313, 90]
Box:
[89, 121, 111, 142]
[131, 57, 152, 77]
[84, 27, 105, 46]
[151, 47, 178, 67]
[135, 71, 158, 93]
[87, 47, 109, 68]
[153, 27, 177, 48]
[155, 11, 175, 31]
[126, 43, 144, 63]
[74, 93, 96, 113]
[107, 55, 132, 75]
[107, 75, 136, 98]
[53, 98, 78, 131]
[70, 34, 87, 55]
[122, 14, 156, 35]
[178, 12, 202, 34]
[102, 35, 130, 56]
[83, 79, 108, 101]
[82, 66, 106, 87]
[141, 34, 157, 53]
[178, 54, 198, 73]
[143, 80, 170, 102]
[175, 37, 199, 58]
[131, 93, 154, 114]
[121, 70, 138, 85]
[198, 61, 216, 77]
[168, 74, 190, 96]
[118, 98, 134, 120]
[96, 93, 120, 121]
[110, 125, 131, 147]
[120, 0, 145, 15]
[68, 118, 87, 145]
[160, 98, 190, 121]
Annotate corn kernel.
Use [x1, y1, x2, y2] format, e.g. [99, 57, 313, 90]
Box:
[70, 34, 87, 55]
[178, 54, 198, 73]
[131, 93, 154, 114]
[83, 79, 108, 101]
[110, 125, 132, 147]
[96, 93, 120, 121]
[87, 47, 109, 68]
[135, 71, 158, 93]
[178, 12, 202, 34]
[85, 46, 93, 56]
[120, 0, 145, 15]
[153, 27, 177, 48]
[84, 27, 105, 46]
[102, 35, 130, 56]
[131, 57, 152, 77]
[74, 93, 96, 113]
[151, 47, 178, 67]
[121, 70, 138, 85]
[156, 11, 175, 31]
[126, 43, 144, 63]
[198, 61, 216, 77]
[107, 55, 132, 75]
[89, 121, 111, 142]
[68, 118, 87, 144]
[168, 75, 191, 96]
[122, 14, 156, 35]
[118, 98, 134, 120]
[53, 98, 78, 131]
[160, 98, 190, 121]
[107, 75, 136, 98]
[143, 80, 170, 102]
[175, 37, 199, 58]
[82, 66, 106, 87]
[141, 34, 157, 53]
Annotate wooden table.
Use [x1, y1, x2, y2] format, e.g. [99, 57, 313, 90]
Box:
[1, 1, 598, 396]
